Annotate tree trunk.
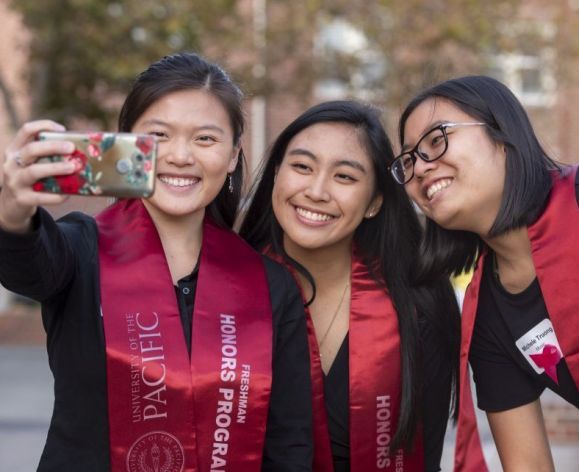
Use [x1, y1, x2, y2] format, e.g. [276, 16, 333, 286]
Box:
[0, 72, 21, 131]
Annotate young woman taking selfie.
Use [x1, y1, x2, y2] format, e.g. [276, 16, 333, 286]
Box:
[0, 52, 313, 472]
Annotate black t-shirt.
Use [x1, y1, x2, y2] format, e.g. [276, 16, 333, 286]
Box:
[469, 172, 579, 412]
[323, 318, 451, 472]
[0, 208, 313, 472]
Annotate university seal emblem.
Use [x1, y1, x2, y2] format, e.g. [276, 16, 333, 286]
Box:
[127, 431, 185, 472]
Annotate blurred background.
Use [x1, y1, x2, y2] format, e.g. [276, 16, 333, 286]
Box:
[0, 0, 578, 470]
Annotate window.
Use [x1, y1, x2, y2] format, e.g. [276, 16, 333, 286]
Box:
[490, 51, 555, 107]
[490, 21, 556, 108]
[314, 17, 386, 100]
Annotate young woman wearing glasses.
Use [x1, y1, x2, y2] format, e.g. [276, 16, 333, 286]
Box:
[394, 75, 578, 472]
[241, 100, 461, 472]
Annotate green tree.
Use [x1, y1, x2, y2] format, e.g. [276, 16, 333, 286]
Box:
[226, 0, 526, 117]
[13, 0, 574, 135]
[10, 0, 240, 128]
[308, 0, 523, 110]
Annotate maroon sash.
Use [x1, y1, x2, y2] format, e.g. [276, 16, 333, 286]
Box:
[348, 253, 423, 472]
[264, 250, 334, 471]
[270, 250, 424, 471]
[528, 166, 579, 385]
[97, 199, 272, 472]
[454, 252, 489, 472]
[455, 165, 579, 471]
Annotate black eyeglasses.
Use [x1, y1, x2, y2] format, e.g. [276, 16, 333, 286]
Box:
[389, 122, 486, 185]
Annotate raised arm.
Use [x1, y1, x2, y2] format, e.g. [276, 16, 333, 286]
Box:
[0, 120, 82, 301]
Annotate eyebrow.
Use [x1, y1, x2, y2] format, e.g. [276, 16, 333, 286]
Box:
[139, 119, 225, 134]
[401, 120, 448, 152]
[287, 148, 367, 173]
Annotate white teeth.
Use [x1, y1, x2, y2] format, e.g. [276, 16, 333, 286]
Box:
[295, 207, 333, 222]
[426, 179, 452, 200]
[159, 176, 199, 187]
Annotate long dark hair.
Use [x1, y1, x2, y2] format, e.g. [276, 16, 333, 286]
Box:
[240, 100, 460, 450]
[118, 52, 245, 228]
[398, 75, 561, 279]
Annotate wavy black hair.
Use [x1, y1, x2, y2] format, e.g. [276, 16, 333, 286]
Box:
[118, 52, 245, 228]
[398, 75, 561, 280]
[240, 100, 460, 451]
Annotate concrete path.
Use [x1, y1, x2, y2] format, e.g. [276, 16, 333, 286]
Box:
[0, 346, 51, 472]
[1, 345, 578, 471]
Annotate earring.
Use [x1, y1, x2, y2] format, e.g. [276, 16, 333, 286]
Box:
[228, 174, 234, 193]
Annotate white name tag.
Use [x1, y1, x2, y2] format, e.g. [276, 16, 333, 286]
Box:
[515, 319, 563, 375]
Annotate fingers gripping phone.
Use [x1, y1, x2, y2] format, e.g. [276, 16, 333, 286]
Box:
[34, 132, 157, 198]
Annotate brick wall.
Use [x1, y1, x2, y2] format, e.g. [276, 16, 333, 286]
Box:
[0, 0, 31, 185]
[543, 395, 579, 443]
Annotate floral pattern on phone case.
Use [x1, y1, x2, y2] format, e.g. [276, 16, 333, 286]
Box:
[33, 133, 156, 196]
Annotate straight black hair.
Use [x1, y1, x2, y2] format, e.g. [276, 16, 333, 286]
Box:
[398, 75, 561, 279]
[240, 100, 460, 451]
[118, 52, 245, 228]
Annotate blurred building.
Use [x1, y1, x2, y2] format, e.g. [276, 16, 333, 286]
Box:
[2, 0, 579, 184]
[229, 0, 579, 172]
[0, 0, 30, 179]
[1, 0, 578, 448]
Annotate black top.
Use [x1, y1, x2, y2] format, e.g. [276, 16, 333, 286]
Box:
[324, 319, 452, 472]
[0, 208, 313, 472]
[469, 172, 579, 412]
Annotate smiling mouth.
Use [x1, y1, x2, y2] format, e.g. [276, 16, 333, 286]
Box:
[158, 175, 200, 187]
[426, 178, 452, 200]
[295, 206, 335, 222]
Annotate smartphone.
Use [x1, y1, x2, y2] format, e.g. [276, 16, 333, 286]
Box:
[33, 131, 157, 198]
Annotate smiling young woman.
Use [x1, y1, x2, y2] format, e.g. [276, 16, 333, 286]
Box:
[241, 100, 461, 472]
[131, 88, 239, 224]
[395, 75, 579, 472]
[0, 52, 313, 472]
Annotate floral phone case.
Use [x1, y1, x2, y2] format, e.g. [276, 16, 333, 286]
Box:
[34, 131, 157, 198]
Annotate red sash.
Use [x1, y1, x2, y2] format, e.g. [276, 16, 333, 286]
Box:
[270, 250, 424, 471]
[455, 165, 579, 471]
[265, 251, 334, 471]
[97, 199, 272, 472]
[528, 166, 579, 385]
[348, 253, 424, 472]
[304, 299, 335, 472]
[454, 252, 489, 472]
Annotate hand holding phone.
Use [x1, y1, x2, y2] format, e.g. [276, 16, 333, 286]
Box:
[1, 120, 78, 233]
[34, 131, 157, 198]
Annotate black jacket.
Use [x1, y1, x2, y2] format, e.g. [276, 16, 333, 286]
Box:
[0, 208, 313, 471]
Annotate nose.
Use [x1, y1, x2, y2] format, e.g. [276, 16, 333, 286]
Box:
[304, 174, 330, 201]
[412, 154, 438, 180]
[163, 137, 195, 166]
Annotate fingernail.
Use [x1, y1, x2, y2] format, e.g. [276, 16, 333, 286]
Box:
[64, 143, 75, 153]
